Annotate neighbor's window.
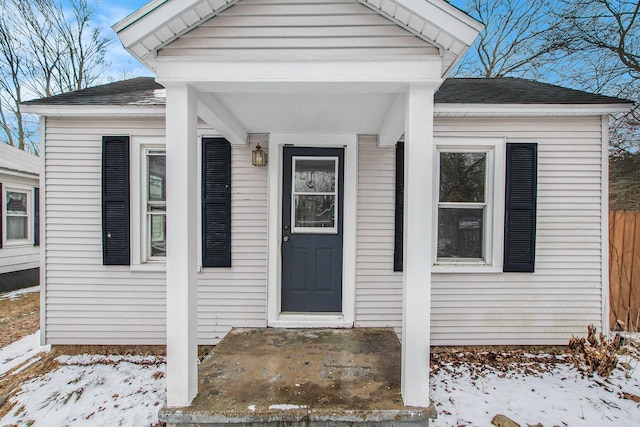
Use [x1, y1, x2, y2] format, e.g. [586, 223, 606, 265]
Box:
[437, 151, 488, 262]
[5, 190, 29, 242]
[146, 150, 166, 260]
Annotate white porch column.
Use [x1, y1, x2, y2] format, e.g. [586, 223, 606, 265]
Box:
[401, 83, 435, 407]
[165, 83, 199, 407]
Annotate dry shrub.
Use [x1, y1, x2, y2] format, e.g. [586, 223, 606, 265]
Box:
[567, 325, 621, 378]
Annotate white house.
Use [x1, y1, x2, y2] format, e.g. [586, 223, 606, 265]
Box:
[0, 142, 40, 291]
[22, 0, 632, 410]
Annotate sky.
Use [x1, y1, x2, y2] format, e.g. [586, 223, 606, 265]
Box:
[92, 0, 155, 80]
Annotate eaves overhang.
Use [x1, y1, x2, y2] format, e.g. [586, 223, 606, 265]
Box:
[20, 104, 166, 117]
[434, 103, 634, 117]
[0, 166, 39, 179]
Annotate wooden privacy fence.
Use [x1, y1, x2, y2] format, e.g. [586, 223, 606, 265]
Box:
[609, 210, 640, 331]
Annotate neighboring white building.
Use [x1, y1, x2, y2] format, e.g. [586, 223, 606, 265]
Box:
[0, 142, 40, 291]
[22, 0, 632, 410]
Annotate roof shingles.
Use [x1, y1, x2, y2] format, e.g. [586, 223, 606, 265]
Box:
[22, 76, 631, 106]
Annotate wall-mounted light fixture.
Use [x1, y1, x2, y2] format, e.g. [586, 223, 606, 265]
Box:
[252, 143, 267, 167]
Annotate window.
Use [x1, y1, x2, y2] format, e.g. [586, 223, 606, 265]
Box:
[4, 189, 30, 243]
[292, 157, 338, 234]
[394, 138, 537, 273]
[437, 151, 487, 261]
[145, 150, 166, 260]
[103, 136, 232, 268]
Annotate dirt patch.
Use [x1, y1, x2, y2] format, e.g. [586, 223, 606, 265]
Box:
[431, 347, 567, 379]
[0, 292, 39, 349]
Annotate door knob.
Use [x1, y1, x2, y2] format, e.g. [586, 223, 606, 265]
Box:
[283, 236, 289, 242]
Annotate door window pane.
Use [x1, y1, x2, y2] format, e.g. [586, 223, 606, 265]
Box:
[292, 157, 338, 233]
[294, 159, 335, 193]
[294, 195, 335, 229]
[6, 191, 28, 240]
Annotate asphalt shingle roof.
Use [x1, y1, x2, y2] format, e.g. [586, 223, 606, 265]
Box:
[435, 77, 630, 104]
[23, 77, 165, 106]
[22, 76, 631, 106]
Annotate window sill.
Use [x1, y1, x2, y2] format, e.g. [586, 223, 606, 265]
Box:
[130, 263, 166, 273]
[432, 263, 502, 274]
[2, 240, 32, 248]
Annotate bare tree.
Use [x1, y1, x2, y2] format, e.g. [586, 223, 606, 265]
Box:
[0, 0, 110, 153]
[550, 0, 639, 151]
[453, 0, 561, 79]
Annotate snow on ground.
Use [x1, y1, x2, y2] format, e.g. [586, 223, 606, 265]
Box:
[0, 331, 49, 376]
[1, 353, 166, 427]
[0, 286, 39, 300]
[431, 340, 640, 427]
[0, 332, 638, 427]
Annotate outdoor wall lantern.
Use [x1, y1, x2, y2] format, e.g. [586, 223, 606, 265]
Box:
[252, 143, 267, 167]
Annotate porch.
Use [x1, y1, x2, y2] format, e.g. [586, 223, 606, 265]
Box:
[158, 327, 436, 426]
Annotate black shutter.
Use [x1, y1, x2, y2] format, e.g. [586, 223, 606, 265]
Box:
[34, 187, 39, 246]
[202, 137, 231, 268]
[0, 182, 3, 248]
[394, 142, 404, 272]
[504, 143, 537, 272]
[102, 136, 130, 265]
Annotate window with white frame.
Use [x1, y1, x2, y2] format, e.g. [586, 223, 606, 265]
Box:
[144, 149, 166, 261]
[435, 138, 504, 267]
[4, 189, 30, 243]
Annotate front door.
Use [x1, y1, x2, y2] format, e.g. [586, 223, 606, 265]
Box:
[281, 147, 344, 312]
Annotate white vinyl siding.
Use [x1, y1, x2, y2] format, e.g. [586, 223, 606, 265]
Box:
[356, 116, 606, 345]
[355, 135, 402, 328]
[0, 174, 39, 276]
[158, 0, 438, 59]
[43, 117, 267, 345]
[0, 143, 40, 277]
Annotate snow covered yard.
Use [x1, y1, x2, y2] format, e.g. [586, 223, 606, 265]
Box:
[0, 312, 638, 427]
[430, 335, 640, 427]
[0, 332, 166, 427]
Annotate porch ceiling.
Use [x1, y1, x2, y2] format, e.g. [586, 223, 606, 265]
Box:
[209, 91, 397, 134]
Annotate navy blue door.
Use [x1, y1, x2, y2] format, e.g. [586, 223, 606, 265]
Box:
[281, 147, 344, 312]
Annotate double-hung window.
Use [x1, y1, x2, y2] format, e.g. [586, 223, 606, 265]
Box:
[437, 151, 487, 261]
[145, 150, 166, 260]
[434, 138, 504, 270]
[4, 189, 30, 244]
[395, 137, 536, 273]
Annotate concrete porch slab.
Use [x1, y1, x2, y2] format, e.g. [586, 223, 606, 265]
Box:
[159, 327, 436, 426]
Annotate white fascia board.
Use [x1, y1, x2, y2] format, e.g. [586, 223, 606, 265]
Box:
[112, 0, 167, 33]
[114, 0, 200, 47]
[20, 105, 165, 117]
[115, 0, 239, 64]
[0, 167, 38, 179]
[434, 103, 633, 117]
[387, 0, 484, 45]
[155, 57, 442, 84]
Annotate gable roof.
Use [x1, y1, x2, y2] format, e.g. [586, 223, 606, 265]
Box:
[21, 77, 632, 108]
[113, 0, 484, 77]
[0, 142, 40, 176]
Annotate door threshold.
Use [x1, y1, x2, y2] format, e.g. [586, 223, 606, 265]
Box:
[269, 313, 353, 329]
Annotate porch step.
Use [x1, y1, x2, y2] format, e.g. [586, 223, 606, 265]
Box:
[159, 327, 435, 426]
